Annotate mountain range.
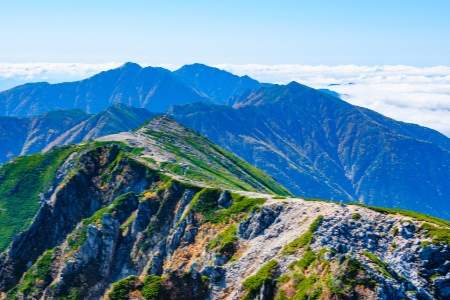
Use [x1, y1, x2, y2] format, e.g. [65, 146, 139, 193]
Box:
[0, 63, 449, 221]
[0, 63, 261, 116]
[0, 117, 448, 299]
[172, 82, 450, 219]
[0, 104, 153, 163]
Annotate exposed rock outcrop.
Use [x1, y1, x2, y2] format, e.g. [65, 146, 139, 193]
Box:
[0, 118, 448, 300]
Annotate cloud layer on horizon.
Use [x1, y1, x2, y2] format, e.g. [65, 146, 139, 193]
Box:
[0, 63, 121, 91]
[0, 63, 449, 136]
[218, 64, 450, 136]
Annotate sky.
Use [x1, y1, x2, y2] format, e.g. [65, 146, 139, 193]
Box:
[2, 0, 450, 65]
[1, 1, 450, 136]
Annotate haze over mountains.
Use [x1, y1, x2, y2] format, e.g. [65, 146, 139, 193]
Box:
[0, 63, 449, 219]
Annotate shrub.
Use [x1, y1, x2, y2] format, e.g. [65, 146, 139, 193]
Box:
[191, 189, 265, 224]
[0, 146, 77, 251]
[283, 216, 323, 254]
[294, 275, 319, 299]
[363, 251, 393, 278]
[360, 205, 450, 227]
[421, 223, 450, 246]
[295, 249, 317, 270]
[351, 213, 361, 220]
[142, 275, 162, 300]
[243, 260, 279, 299]
[108, 276, 138, 300]
[17, 249, 55, 296]
[207, 224, 238, 257]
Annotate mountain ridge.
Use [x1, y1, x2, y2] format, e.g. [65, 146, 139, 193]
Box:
[171, 82, 450, 219]
[0, 63, 265, 116]
[0, 117, 448, 299]
[0, 104, 154, 163]
[1, 63, 450, 220]
[0, 63, 205, 115]
[174, 63, 263, 105]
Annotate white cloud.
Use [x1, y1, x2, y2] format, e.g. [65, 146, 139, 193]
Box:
[217, 64, 450, 137]
[1, 63, 449, 137]
[0, 63, 122, 91]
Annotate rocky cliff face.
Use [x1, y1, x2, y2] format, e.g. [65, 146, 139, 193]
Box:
[2, 181, 449, 299]
[0, 118, 448, 300]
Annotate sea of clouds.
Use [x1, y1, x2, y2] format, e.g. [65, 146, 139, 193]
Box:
[0, 63, 449, 136]
[218, 64, 450, 137]
[0, 63, 120, 91]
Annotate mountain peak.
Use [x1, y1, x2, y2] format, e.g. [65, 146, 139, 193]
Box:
[176, 63, 258, 82]
[100, 116, 289, 195]
[176, 63, 220, 73]
[234, 81, 323, 108]
[174, 63, 261, 105]
[120, 61, 142, 70]
[138, 115, 204, 144]
[285, 81, 316, 93]
[144, 114, 175, 125]
[286, 80, 302, 87]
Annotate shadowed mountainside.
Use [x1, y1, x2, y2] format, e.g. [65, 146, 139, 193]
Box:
[0, 104, 154, 163]
[172, 82, 450, 219]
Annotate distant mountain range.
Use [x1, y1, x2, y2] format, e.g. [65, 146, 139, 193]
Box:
[0, 104, 153, 162]
[0, 63, 449, 219]
[0, 63, 261, 116]
[174, 63, 263, 105]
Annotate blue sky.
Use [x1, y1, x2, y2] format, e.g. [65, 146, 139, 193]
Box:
[1, 0, 450, 65]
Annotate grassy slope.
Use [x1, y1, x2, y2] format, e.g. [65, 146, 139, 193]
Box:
[0, 146, 78, 251]
[140, 120, 291, 196]
[0, 125, 289, 254]
[2, 134, 449, 254]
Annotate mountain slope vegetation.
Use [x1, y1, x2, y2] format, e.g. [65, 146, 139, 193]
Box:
[0, 117, 288, 253]
[0, 117, 448, 300]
